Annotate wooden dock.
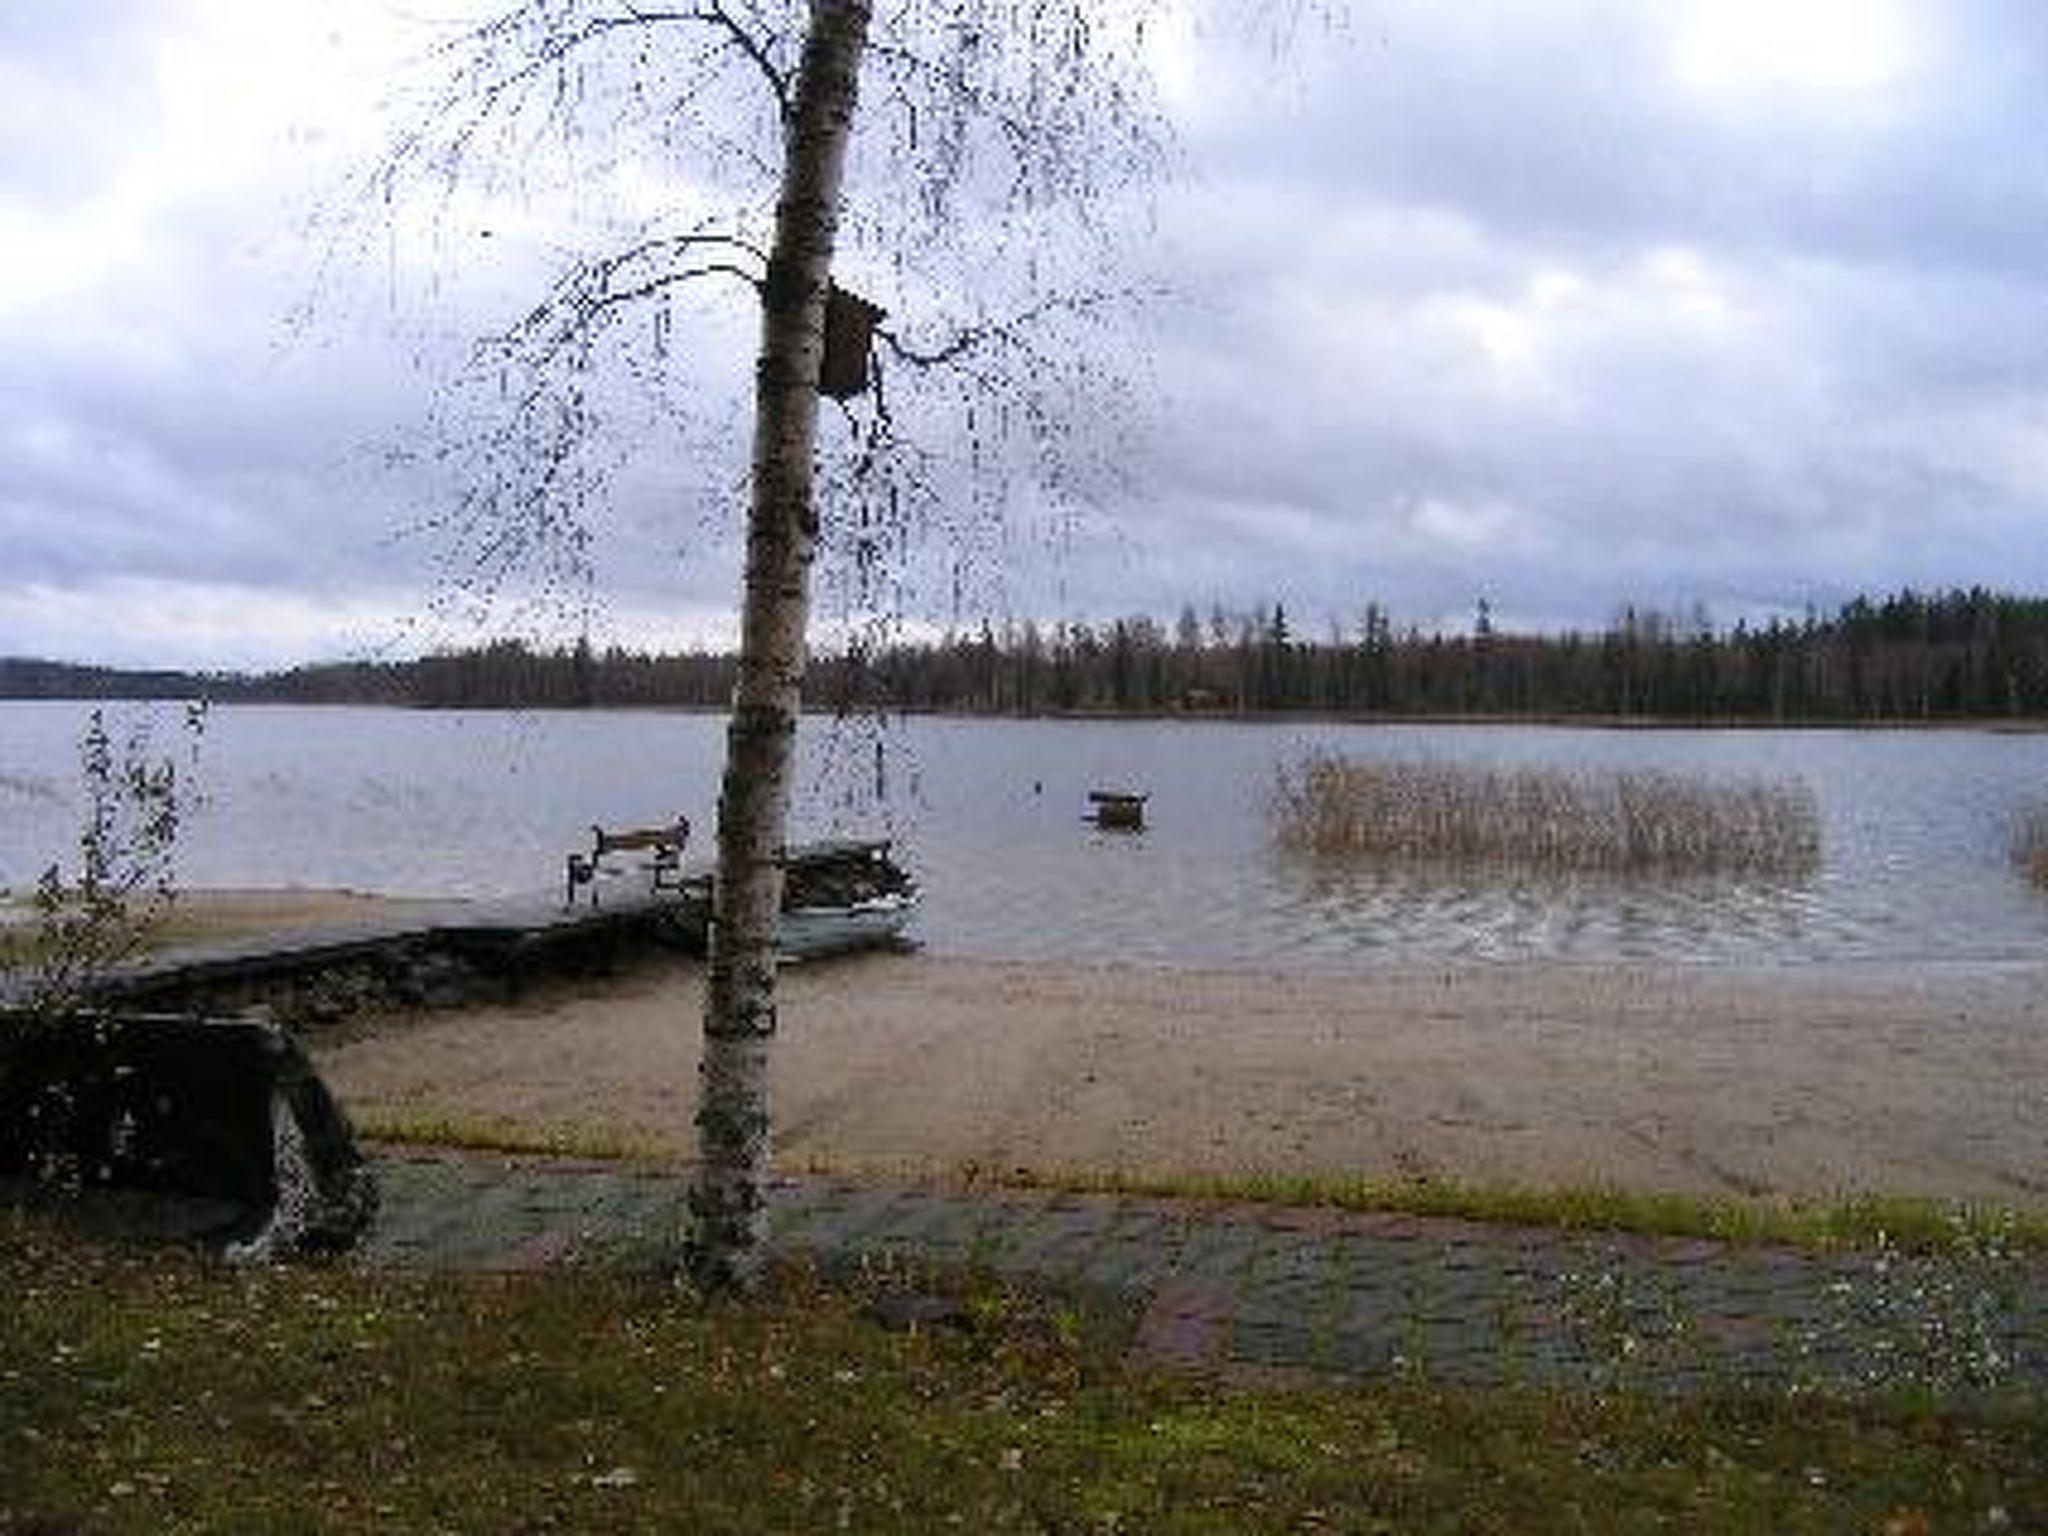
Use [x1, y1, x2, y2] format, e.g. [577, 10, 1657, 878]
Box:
[9, 838, 915, 1026]
[78, 874, 716, 1025]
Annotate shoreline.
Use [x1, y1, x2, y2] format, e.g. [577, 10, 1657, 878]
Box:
[104, 888, 2048, 980]
[314, 940, 2048, 1213]
[64, 888, 2046, 1212]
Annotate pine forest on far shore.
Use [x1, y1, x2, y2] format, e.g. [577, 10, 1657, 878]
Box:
[8, 587, 2048, 725]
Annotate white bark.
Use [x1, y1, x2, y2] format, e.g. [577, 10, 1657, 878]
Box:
[689, 0, 872, 1292]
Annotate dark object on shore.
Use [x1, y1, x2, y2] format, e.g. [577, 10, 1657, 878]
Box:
[566, 816, 691, 907]
[0, 1011, 377, 1257]
[1087, 790, 1148, 832]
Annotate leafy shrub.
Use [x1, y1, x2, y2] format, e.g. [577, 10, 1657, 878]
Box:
[3, 703, 205, 1013]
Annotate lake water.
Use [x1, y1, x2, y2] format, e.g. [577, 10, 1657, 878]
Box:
[3, 701, 2047, 968]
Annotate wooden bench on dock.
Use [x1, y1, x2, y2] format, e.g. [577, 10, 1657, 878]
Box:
[565, 817, 691, 907]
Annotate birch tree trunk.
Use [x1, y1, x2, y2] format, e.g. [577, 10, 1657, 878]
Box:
[689, 0, 871, 1292]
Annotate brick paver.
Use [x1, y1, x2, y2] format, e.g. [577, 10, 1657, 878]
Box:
[359, 1149, 2048, 1398]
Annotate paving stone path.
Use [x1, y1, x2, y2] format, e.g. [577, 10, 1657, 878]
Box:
[363, 1149, 2048, 1399]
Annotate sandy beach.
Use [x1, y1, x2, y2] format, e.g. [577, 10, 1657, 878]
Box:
[313, 941, 2048, 1209]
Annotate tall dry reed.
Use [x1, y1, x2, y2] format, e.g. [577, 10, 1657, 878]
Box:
[2012, 805, 2048, 889]
[1273, 753, 1821, 876]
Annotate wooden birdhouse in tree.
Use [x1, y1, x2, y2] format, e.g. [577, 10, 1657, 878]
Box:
[820, 284, 885, 399]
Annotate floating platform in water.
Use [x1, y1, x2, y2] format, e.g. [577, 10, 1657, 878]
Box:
[1087, 789, 1148, 831]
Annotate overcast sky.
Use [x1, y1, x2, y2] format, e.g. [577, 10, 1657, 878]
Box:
[4, 0, 2046, 668]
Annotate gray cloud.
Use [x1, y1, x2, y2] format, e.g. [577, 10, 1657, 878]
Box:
[1028, 0, 2048, 632]
[4, 0, 2048, 666]
[0, 1, 171, 204]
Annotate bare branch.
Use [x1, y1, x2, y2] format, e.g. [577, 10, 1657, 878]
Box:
[346, 0, 1212, 647]
[644, 1, 795, 118]
[474, 229, 764, 373]
[362, 0, 800, 246]
[876, 287, 1143, 370]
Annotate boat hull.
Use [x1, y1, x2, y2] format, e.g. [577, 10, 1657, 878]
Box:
[776, 892, 919, 960]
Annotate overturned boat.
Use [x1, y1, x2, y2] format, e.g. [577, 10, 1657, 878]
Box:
[775, 839, 919, 959]
[653, 837, 919, 960]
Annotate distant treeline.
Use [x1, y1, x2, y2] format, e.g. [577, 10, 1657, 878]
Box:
[8, 587, 2048, 722]
[0, 645, 738, 711]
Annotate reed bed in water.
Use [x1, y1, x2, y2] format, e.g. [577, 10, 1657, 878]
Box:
[1273, 753, 1821, 875]
[2013, 805, 2048, 889]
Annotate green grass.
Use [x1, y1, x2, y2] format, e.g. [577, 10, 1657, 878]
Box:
[943, 1163, 2048, 1259]
[2, 1215, 2042, 1534]
[356, 1109, 678, 1163]
[357, 1114, 2048, 1259]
